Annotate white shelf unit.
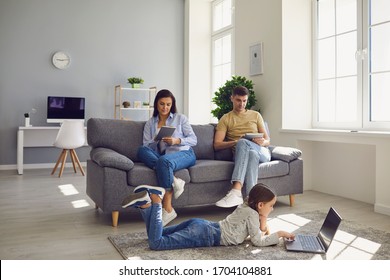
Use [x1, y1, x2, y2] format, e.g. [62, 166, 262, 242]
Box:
[114, 85, 157, 121]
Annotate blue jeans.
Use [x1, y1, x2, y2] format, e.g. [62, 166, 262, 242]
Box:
[140, 203, 221, 250]
[137, 146, 196, 189]
[231, 139, 271, 195]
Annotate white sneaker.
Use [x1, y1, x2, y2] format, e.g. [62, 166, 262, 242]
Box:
[215, 190, 243, 208]
[162, 208, 177, 226]
[134, 185, 166, 200]
[121, 190, 151, 208]
[172, 177, 185, 199]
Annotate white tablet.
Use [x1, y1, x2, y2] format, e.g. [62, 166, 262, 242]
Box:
[244, 133, 264, 140]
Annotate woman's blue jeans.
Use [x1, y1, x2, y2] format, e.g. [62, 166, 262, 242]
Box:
[231, 139, 271, 195]
[137, 146, 196, 189]
[140, 203, 221, 250]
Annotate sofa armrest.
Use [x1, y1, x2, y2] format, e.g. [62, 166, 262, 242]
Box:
[269, 146, 302, 162]
[90, 147, 134, 171]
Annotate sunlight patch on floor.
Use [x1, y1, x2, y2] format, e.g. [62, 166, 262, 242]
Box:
[276, 213, 311, 227]
[268, 213, 311, 233]
[71, 199, 90, 208]
[58, 184, 79, 196]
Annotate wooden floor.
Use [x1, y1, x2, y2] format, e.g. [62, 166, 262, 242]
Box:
[1, 168, 389, 260]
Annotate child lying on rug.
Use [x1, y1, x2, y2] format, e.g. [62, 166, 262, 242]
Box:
[121, 183, 295, 250]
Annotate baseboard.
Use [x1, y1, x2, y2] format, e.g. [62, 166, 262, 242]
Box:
[0, 162, 86, 171]
[375, 203, 390, 216]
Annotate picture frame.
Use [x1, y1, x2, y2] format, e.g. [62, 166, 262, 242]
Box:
[249, 42, 264, 76]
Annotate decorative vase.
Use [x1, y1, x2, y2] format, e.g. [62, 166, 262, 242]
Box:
[132, 83, 140, 88]
[25, 117, 30, 127]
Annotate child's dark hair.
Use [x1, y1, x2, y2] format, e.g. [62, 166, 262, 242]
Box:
[153, 89, 178, 117]
[246, 183, 276, 210]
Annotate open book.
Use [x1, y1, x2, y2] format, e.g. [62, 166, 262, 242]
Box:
[244, 132, 264, 140]
[154, 126, 176, 141]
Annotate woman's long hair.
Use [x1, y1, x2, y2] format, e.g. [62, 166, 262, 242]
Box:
[153, 89, 178, 117]
[246, 183, 276, 211]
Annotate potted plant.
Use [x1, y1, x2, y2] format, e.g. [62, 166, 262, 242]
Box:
[211, 75, 259, 120]
[127, 77, 144, 88]
[142, 101, 150, 108]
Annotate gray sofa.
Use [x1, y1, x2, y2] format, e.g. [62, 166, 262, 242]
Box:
[86, 118, 303, 226]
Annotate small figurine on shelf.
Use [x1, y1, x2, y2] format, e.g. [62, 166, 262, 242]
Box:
[134, 101, 142, 108]
[127, 77, 144, 88]
[122, 101, 131, 108]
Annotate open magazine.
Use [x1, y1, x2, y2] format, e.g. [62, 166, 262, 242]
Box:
[154, 126, 176, 141]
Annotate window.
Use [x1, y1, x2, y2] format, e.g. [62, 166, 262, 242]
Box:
[314, 0, 390, 130]
[212, 0, 234, 94]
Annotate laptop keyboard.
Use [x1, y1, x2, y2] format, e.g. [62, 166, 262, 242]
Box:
[298, 235, 320, 250]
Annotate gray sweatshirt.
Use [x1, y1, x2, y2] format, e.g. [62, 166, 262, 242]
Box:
[219, 204, 280, 246]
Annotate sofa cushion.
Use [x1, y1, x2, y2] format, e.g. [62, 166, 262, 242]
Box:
[189, 160, 234, 183]
[127, 163, 191, 186]
[191, 124, 215, 160]
[90, 147, 134, 171]
[269, 146, 302, 162]
[87, 118, 145, 161]
[258, 160, 289, 178]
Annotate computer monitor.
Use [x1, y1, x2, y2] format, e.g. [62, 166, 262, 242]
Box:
[47, 96, 85, 123]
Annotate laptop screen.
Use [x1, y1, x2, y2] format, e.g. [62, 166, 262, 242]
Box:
[317, 207, 342, 251]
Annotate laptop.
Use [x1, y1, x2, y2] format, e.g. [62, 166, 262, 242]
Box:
[285, 207, 342, 254]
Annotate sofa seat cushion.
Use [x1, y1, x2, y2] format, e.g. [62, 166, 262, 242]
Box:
[127, 163, 191, 187]
[189, 160, 234, 183]
[258, 160, 289, 179]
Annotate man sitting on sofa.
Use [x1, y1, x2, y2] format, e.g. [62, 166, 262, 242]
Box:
[214, 86, 271, 208]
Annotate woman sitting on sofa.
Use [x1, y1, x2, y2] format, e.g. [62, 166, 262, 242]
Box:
[137, 89, 197, 226]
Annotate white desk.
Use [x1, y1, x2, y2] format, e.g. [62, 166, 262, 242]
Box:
[17, 126, 87, 175]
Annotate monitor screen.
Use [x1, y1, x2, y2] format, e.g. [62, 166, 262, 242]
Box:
[47, 96, 85, 123]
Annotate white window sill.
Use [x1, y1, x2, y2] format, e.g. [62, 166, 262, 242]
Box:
[280, 128, 390, 137]
[279, 128, 390, 145]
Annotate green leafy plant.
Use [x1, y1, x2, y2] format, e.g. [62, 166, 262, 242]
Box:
[211, 76, 258, 120]
[127, 77, 144, 84]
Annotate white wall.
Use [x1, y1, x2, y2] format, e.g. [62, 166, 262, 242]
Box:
[282, 0, 312, 130]
[311, 142, 375, 204]
[184, 0, 212, 124]
[234, 0, 283, 143]
[0, 0, 184, 166]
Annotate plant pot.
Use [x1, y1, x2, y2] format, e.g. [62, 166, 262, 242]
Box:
[25, 117, 30, 127]
[132, 83, 141, 88]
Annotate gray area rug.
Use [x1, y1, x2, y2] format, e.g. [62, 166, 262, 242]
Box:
[108, 210, 390, 260]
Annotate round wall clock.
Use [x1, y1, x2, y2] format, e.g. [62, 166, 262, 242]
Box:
[52, 51, 71, 69]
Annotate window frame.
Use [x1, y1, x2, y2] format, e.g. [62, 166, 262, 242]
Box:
[211, 0, 235, 95]
[312, 0, 390, 131]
